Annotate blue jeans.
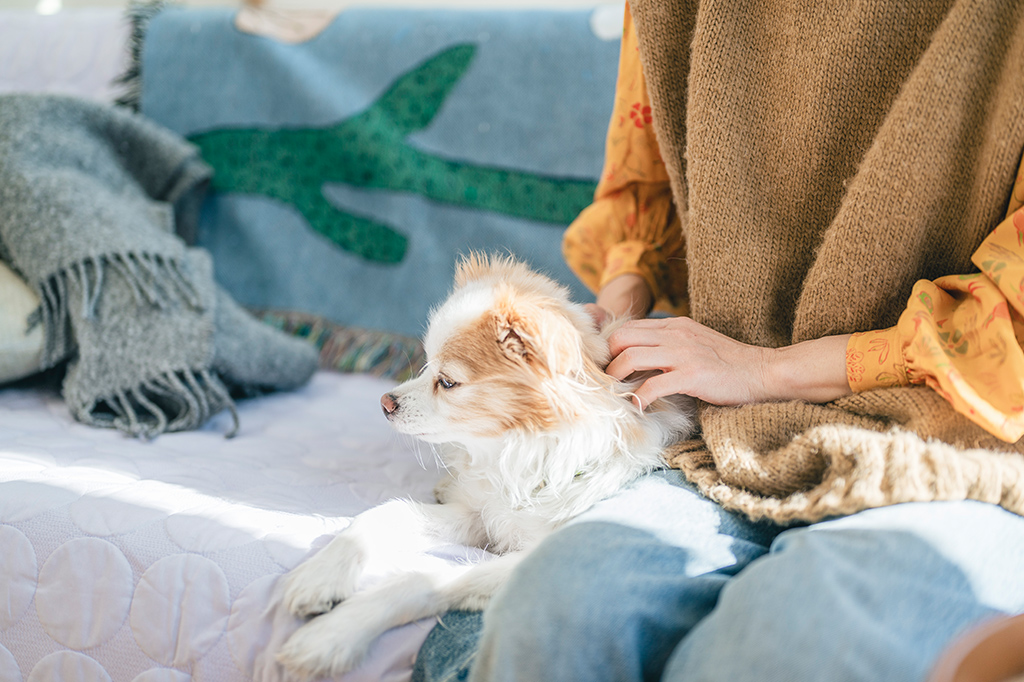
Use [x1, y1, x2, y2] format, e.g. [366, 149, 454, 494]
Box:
[413, 470, 1024, 682]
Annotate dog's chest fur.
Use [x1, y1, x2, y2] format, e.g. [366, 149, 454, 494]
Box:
[434, 423, 666, 554]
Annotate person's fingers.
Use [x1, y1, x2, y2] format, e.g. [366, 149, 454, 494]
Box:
[615, 317, 673, 328]
[629, 371, 687, 411]
[605, 344, 679, 381]
[606, 346, 655, 376]
[606, 347, 638, 380]
[607, 325, 672, 359]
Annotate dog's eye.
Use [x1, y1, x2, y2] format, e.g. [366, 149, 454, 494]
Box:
[437, 375, 458, 390]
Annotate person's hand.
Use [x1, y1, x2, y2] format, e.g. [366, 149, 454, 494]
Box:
[606, 316, 852, 409]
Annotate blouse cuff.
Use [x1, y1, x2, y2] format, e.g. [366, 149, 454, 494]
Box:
[846, 326, 911, 392]
[600, 240, 661, 302]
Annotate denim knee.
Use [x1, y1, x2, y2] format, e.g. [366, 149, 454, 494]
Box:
[471, 521, 737, 682]
[663, 501, 1024, 682]
[484, 522, 648, 638]
[414, 524, 641, 682]
[418, 471, 779, 682]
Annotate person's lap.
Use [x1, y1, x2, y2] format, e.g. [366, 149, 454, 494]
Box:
[413, 470, 1024, 682]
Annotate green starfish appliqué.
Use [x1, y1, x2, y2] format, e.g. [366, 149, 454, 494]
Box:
[189, 44, 598, 264]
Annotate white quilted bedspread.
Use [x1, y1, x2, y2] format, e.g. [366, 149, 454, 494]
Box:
[0, 371, 462, 682]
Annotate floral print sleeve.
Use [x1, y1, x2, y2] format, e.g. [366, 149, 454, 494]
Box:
[562, 6, 688, 316]
[847, 153, 1024, 442]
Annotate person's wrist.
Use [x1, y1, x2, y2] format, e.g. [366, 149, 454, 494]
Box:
[596, 273, 653, 320]
[764, 335, 853, 403]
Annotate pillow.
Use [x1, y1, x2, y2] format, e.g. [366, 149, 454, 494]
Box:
[0, 261, 43, 384]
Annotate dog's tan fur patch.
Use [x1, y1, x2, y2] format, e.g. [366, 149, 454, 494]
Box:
[435, 308, 560, 436]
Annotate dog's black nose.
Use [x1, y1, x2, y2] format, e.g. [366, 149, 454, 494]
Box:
[381, 393, 398, 419]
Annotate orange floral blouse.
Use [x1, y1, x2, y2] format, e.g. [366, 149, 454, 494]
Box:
[563, 7, 1024, 443]
[562, 7, 688, 317]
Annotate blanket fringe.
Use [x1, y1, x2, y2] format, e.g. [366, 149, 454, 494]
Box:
[255, 309, 427, 381]
[35, 252, 204, 368]
[87, 368, 239, 439]
[114, 0, 167, 111]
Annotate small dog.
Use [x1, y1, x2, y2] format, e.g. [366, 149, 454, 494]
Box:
[277, 254, 696, 678]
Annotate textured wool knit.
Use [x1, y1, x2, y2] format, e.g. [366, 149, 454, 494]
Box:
[565, 8, 1024, 441]
[625, 0, 1024, 523]
[0, 95, 319, 437]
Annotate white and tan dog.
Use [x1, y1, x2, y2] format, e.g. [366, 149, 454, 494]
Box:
[277, 254, 696, 678]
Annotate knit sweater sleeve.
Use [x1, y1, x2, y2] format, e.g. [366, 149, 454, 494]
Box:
[847, 154, 1024, 442]
[562, 5, 688, 316]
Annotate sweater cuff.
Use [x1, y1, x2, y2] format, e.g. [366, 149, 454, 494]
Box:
[846, 326, 911, 392]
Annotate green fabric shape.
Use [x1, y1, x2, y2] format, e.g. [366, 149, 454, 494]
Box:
[189, 44, 598, 264]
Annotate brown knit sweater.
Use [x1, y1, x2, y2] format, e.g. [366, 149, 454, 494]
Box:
[628, 0, 1024, 522]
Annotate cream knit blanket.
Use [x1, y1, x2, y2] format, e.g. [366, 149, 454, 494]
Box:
[629, 0, 1024, 522]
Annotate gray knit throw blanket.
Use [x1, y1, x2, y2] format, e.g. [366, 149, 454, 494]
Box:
[0, 94, 318, 437]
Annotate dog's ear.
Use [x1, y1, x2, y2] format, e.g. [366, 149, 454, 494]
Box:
[497, 322, 532, 361]
[493, 298, 539, 364]
[493, 295, 582, 376]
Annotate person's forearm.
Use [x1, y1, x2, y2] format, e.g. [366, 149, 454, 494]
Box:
[765, 334, 853, 404]
[596, 273, 653, 320]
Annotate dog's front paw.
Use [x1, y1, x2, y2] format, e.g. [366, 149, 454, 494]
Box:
[277, 608, 371, 679]
[282, 536, 366, 618]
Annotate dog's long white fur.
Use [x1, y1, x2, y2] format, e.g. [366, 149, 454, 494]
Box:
[277, 255, 696, 678]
